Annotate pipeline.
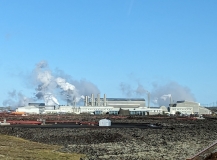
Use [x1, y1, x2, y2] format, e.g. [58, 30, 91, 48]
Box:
[186, 140, 217, 160]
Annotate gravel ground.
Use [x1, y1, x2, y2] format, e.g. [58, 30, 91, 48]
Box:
[1, 116, 217, 159]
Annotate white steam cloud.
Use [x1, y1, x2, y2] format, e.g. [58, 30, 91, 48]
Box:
[120, 81, 195, 106]
[3, 61, 100, 108]
[3, 90, 34, 108]
[151, 81, 195, 106]
[120, 83, 149, 97]
[160, 94, 172, 101]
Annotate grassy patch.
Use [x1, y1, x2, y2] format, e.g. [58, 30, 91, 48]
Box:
[0, 134, 84, 160]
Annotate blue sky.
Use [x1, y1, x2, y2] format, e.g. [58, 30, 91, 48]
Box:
[0, 0, 217, 107]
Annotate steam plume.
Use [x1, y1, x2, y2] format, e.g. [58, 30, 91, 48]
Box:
[151, 81, 196, 106]
[120, 82, 133, 97]
[120, 82, 148, 97]
[3, 61, 100, 107]
[120, 81, 196, 106]
[3, 90, 34, 108]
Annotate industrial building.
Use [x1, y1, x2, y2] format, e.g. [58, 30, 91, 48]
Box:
[17, 105, 40, 114]
[79, 94, 169, 115]
[16, 93, 166, 115]
[169, 100, 212, 115]
[15, 93, 212, 116]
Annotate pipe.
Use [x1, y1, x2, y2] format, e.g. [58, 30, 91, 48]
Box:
[85, 96, 88, 106]
[148, 92, 150, 108]
[170, 95, 172, 106]
[97, 94, 100, 106]
[91, 94, 94, 106]
[104, 94, 106, 106]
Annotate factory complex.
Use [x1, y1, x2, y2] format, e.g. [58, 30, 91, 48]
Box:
[15, 93, 212, 116]
[169, 100, 211, 115]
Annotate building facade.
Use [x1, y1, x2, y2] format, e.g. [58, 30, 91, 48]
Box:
[170, 100, 211, 115]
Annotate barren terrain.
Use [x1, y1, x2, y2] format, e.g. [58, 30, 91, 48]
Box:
[1, 115, 217, 160]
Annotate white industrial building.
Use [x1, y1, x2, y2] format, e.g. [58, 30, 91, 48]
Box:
[169, 100, 211, 115]
[16, 93, 166, 115]
[15, 94, 211, 116]
[17, 105, 40, 114]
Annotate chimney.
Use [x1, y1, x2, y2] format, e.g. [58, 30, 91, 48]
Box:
[85, 96, 88, 106]
[97, 94, 100, 106]
[91, 94, 94, 106]
[103, 94, 106, 106]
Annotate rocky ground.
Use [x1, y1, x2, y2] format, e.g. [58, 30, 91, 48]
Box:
[1, 115, 217, 159]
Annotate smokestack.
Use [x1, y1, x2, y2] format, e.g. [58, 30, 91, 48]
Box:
[148, 92, 150, 108]
[85, 96, 88, 106]
[170, 95, 172, 106]
[91, 94, 94, 106]
[73, 97, 76, 107]
[103, 94, 106, 106]
[97, 94, 100, 106]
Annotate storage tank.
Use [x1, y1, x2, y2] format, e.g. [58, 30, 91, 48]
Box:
[99, 119, 111, 126]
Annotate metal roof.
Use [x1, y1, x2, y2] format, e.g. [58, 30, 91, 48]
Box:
[101, 98, 145, 101]
[28, 103, 45, 106]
